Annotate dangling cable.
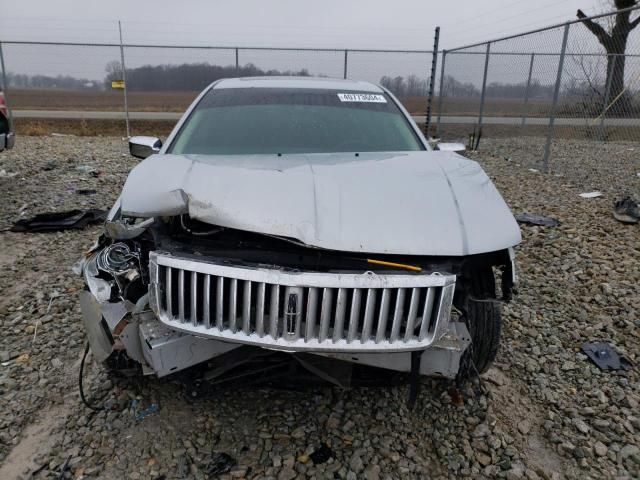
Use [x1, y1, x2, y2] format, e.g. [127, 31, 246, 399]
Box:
[79, 342, 105, 411]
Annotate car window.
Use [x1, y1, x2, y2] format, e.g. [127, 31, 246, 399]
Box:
[169, 88, 424, 155]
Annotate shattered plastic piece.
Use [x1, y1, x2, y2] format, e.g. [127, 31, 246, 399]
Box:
[0, 169, 18, 178]
[11, 209, 107, 232]
[205, 452, 237, 476]
[105, 217, 154, 240]
[514, 213, 560, 227]
[579, 191, 603, 199]
[581, 342, 632, 371]
[309, 443, 334, 464]
[612, 197, 640, 224]
[135, 403, 159, 421]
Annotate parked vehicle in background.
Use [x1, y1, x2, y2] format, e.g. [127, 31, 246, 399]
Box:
[77, 77, 520, 389]
[0, 90, 15, 151]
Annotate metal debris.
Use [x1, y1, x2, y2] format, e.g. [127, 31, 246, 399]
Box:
[579, 191, 603, 199]
[515, 213, 560, 227]
[581, 342, 632, 371]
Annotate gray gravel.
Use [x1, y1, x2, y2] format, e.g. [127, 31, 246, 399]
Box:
[0, 135, 638, 479]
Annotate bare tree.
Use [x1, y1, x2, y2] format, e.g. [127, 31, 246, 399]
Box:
[577, 0, 640, 113]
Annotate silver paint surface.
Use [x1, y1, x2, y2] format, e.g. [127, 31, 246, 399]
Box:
[119, 150, 521, 256]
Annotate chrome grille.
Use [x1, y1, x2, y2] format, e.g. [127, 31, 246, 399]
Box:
[149, 252, 456, 352]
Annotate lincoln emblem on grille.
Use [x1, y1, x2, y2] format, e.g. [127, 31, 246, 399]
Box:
[285, 292, 299, 336]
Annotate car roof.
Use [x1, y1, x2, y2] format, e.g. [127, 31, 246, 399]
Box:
[213, 76, 383, 92]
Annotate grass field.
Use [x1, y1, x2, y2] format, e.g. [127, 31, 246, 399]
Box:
[9, 88, 638, 142]
[9, 89, 197, 112]
[9, 88, 557, 117]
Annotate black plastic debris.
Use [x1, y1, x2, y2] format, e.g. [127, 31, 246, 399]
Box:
[205, 452, 237, 476]
[309, 443, 334, 465]
[42, 160, 58, 171]
[76, 189, 98, 196]
[11, 209, 107, 232]
[515, 213, 560, 227]
[56, 455, 72, 480]
[581, 342, 632, 371]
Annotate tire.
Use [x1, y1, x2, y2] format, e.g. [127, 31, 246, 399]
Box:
[455, 265, 502, 380]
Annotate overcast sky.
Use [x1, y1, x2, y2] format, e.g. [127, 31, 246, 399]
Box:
[1, 0, 605, 49]
[2, 0, 627, 88]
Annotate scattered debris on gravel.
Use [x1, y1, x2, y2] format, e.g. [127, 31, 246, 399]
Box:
[0, 136, 638, 479]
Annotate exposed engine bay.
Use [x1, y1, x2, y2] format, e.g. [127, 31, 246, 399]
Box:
[78, 211, 515, 381]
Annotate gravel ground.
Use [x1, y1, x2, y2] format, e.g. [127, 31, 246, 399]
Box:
[0, 136, 638, 480]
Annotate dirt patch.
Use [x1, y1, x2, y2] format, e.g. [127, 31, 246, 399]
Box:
[487, 367, 566, 477]
[0, 406, 65, 479]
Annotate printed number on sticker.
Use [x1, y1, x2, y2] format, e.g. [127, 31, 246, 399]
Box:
[337, 93, 386, 103]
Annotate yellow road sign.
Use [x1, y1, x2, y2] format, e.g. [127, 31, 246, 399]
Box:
[111, 80, 125, 89]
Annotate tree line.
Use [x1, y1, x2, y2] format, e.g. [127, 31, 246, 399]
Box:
[103, 60, 310, 91]
[381, 74, 556, 99]
[4, 72, 101, 90]
[3, 62, 624, 104]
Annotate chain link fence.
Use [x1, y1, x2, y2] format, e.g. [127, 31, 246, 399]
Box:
[0, 37, 433, 136]
[1, 9, 638, 185]
[435, 5, 640, 186]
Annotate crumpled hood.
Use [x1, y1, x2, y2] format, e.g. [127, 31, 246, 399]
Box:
[119, 151, 521, 256]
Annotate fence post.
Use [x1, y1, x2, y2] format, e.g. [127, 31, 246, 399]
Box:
[343, 50, 348, 79]
[477, 42, 491, 136]
[521, 53, 535, 127]
[118, 21, 131, 138]
[235, 48, 239, 75]
[598, 54, 616, 140]
[424, 26, 440, 139]
[542, 22, 570, 173]
[0, 42, 14, 131]
[435, 50, 446, 136]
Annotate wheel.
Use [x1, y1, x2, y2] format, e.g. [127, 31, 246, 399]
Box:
[455, 265, 502, 380]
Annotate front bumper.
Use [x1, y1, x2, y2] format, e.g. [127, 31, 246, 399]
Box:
[80, 251, 471, 378]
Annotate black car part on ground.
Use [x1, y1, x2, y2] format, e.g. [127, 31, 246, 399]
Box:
[11, 209, 107, 232]
[582, 342, 633, 371]
[515, 213, 560, 227]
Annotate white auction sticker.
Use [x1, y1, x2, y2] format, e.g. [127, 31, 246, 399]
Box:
[337, 93, 387, 103]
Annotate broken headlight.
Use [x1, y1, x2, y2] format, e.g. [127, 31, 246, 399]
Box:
[97, 242, 140, 279]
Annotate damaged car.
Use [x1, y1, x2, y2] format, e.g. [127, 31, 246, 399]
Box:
[78, 77, 520, 388]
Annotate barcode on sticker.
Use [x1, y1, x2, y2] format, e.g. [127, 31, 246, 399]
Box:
[337, 93, 386, 103]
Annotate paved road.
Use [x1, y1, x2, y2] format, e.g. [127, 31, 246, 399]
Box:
[12, 109, 639, 126]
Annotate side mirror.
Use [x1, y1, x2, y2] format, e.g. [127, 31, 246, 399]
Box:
[129, 136, 162, 159]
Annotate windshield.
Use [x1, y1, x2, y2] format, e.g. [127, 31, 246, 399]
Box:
[168, 87, 424, 155]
